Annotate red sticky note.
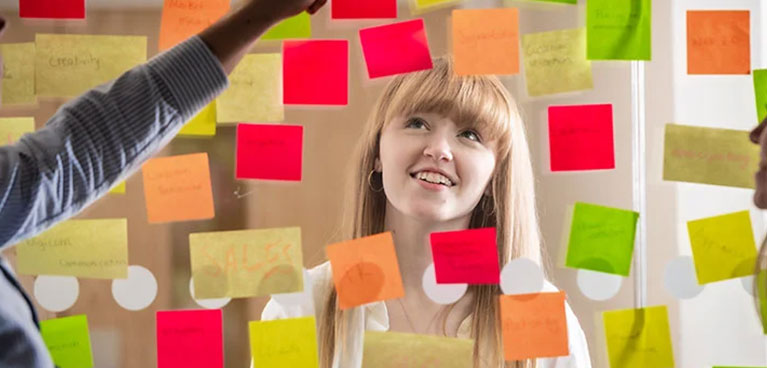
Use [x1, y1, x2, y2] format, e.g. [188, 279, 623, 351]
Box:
[236, 124, 303, 181]
[332, 0, 397, 19]
[430, 227, 500, 284]
[20, 0, 85, 19]
[548, 104, 615, 172]
[359, 19, 433, 79]
[283, 40, 348, 105]
[500, 292, 569, 360]
[156, 309, 223, 368]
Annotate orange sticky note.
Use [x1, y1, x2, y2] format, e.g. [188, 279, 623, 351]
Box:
[158, 0, 230, 51]
[326, 232, 404, 310]
[687, 10, 750, 75]
[452, 8, 519, 75]
[141, 153, 215, 224]
[500, 292, 569, 361]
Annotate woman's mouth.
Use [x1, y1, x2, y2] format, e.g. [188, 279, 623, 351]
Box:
[410, 171, 454, 187]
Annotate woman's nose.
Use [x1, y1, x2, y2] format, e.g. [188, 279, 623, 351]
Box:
[423, 135, 453, 162]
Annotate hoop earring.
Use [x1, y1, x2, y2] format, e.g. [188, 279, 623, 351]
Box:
[367, 169, 383, 193]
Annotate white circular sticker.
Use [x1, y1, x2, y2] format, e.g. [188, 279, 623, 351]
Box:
[271, 268, 313, 307]
[500, 258, 544, 295]
[189, 278, 231, 309]
[664, 256, 704, 299]
[577, 269, 622, 301]
[112, 265, 157, 311]
[741, 275, 755, 296]
[34, 276, 79, 312]
[422, 263, 467, 305]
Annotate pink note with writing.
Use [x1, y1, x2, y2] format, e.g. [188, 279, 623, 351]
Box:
[20, 0, 85, 19]
[359, 19, 433, 79]
[236, 124, 303, 181]
[548, 104, 615, 172]
[156, 309, 223, 368]
[430, 227, 500, 284]
[283, 40, 348, 105]
[332, 0, 396, 19]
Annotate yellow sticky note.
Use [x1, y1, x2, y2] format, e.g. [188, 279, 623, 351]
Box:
[1, 43, 36, 105]
[216, 54, 283, 124]
[190, 227, 303, 299]
[663, 124, 759, 189]
[16, 219, 129, 279]
[603, 305, 674, 368]
[35, 34, 147, 97]
[523, 28, 593, 97]
[179, 102, 216, 136]
[108, 181, 126, 194]
[687, 210, 757, 284]
[362, 331, 473, 368]
[411, 0, 459, 13]
[249, 317, 318, 368]
[0, 117, 35, 144]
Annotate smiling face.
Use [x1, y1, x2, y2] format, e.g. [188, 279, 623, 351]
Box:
[751, 117, 767, 208]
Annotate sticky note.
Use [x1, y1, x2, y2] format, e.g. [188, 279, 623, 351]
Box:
[216, 54, 283, 124]
[452, 8, 519, 76]
[359, 19, 433, 79]
[157, 309, 223, 368]
[36, 34, 147, 97]
[20, 0, 85, 19]
[141, 153, 215, 224]
[548, 104, 614, 171]
[523, 28, 593, 97]
[411, 0, 459, 13]
[40, 315, 93, 368]
[326, 232, 404, 309]
[362, 331, 473, 368]
[687, 11, 750, 75]
[190, 227, 303, 299]
[430, 227, 499, 284]
[109, 181, 126, 194]
[0, 117, 35, 144]
[663, 124, 759, 189]
[236, 124, 303, 181]
[566, 202, 638, 276]
[754, 69, 767, 124]
[687, 210, 757, 284]
[179, 102, 216, 136]
[249, 317, 318, 367]
[586, 0, 651, 60]
[159, 0, 230, 51]
[283, 40, 348, 105]
[500, 292, 569, 360]
[332, 0, 396, 19]
[262, 13, 311, 40]
[603, 306, 674, 368]
[16, 219, 128, 279]
[1, 43, 36, 105]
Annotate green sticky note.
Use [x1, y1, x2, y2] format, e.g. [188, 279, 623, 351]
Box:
[249, 317, 318, 367]
[262, 13, 311, 40]
[522, 28, 593, 97]
[565, 202, 639, 276]
[40, 315, 94, 368]
[754, 69, 767, 124]
[586, 0, 651, 60]
[179, 102, 217, 136]
[687, 210, 757, 284]
[603, 306, 674, 368]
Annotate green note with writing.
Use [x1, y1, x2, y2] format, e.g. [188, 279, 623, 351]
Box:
[603, 306, 674, 368]
[687, 210, 757, 284]
[754, 69, 767, 124]
[586, 0, 651, 60]
[41, 315, 94, 368]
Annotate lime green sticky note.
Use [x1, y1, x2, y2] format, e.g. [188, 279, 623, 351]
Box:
[249, 317, 318, 367]
[687, 210, 757, 284]
[523, 28, 593, 97]
[262, 13, 311, 40]
[586, 0, 651, 60]
[40, 315, 94, 368]
[1, 42, 36, 105]
[179, 102, 217, 136]
[216, 54, 283, 124]
[411, 0, 459, 13]
[0, 117, 35, 144]
[604, 306, 674, 368]
[565, 202, 639, 276]
[754, 69, 767, 124]
[108, 181, 126, 194]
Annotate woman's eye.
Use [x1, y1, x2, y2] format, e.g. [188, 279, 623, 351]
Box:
[405, 118, 427, 129]
[460, 130, 482, 142]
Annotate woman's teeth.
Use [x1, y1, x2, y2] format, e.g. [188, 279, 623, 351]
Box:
[414, 171, 453, 186]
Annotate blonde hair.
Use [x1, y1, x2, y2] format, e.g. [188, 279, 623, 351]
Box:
[318, 57, 545, 368]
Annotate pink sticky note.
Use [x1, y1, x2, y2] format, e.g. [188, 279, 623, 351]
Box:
[359, 19, 433, 79]
[548, 104, 615, 172]
[156, 310, 223, 368]
[19, 0, 85, 19]
[283, 40, 348, 105]
[430, 228, 500, 284]
[332, 0, 397, 19]
[236, 124, 303, 181]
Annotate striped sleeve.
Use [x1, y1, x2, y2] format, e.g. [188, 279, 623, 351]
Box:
[0, 36, 229, 250]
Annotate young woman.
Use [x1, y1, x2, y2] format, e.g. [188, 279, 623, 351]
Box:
[750, 117, 767, 324]
[263, 57, 591, 368]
